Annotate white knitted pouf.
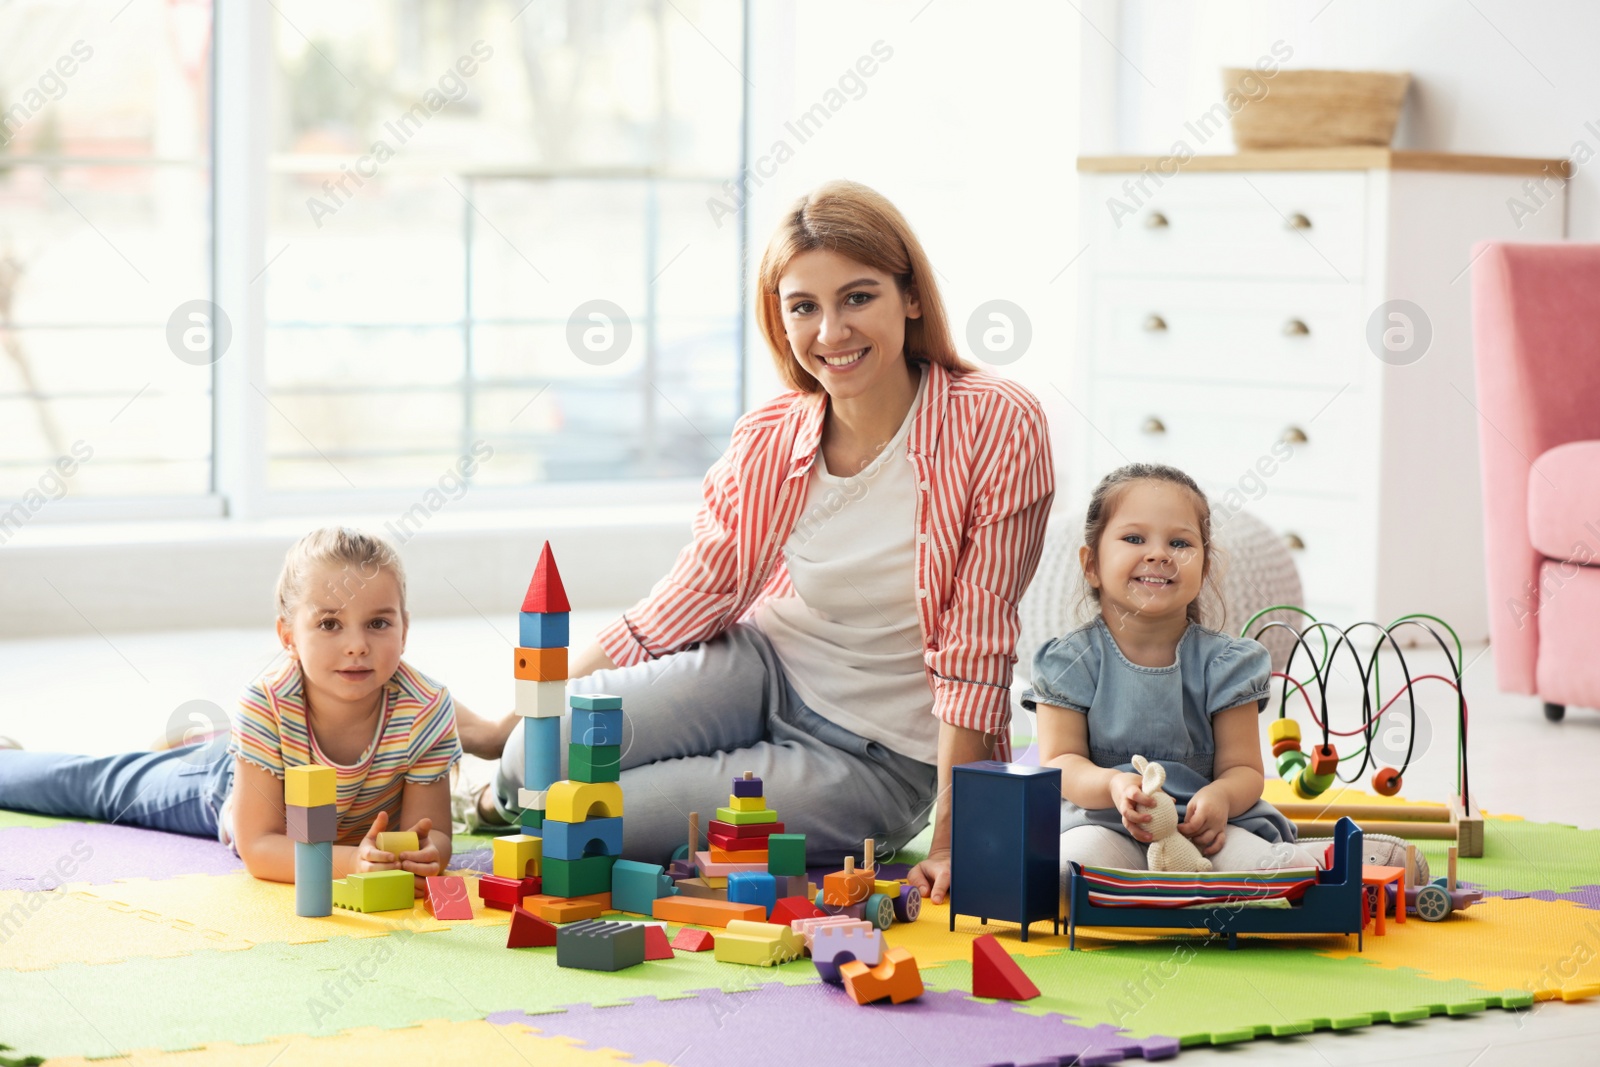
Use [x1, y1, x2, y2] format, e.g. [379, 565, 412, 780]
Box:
[1014, 507, 1305, 685]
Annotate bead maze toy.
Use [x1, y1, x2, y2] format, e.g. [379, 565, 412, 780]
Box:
[1068, 817, 1366, 950]
[1247, 610, 1485, 857]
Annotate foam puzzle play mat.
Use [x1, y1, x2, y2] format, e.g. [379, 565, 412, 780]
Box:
[5, 554, 1599, 1065]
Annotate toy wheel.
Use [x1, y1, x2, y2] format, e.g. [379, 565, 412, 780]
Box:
[894, 883, 922, 923]
[1415, 884, 1453, 921]
[865, 893, 895, 930]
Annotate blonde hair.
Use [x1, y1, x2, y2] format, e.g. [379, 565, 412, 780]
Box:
[1078, 463, 1227, 630]
[275, 527, 407, 622]
[755, 180, 976, 393]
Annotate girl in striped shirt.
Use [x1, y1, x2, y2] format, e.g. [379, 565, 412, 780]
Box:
[0, 528, 461, 894]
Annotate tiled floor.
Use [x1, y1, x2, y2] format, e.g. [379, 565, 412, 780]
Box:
[2, 613, 1598, 1064]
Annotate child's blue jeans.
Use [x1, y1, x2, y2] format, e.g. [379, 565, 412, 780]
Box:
[0, 740, 234, 839]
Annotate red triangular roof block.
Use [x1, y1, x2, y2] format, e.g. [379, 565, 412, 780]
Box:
[670, 927, 715, 952]
[771, 896, 826, 926]
[424, 876, 474, 920]
[643, 924, 675, 960]
[521, 541, 571, 613]
[507, 905, 558, 948]
[971, 934, 1040, 1000]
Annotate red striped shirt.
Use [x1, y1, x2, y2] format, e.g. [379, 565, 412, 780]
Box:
[596, 359, 1055, 761]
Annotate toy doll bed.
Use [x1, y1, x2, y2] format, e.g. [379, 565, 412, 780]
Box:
[1068, 817, 1365, 951]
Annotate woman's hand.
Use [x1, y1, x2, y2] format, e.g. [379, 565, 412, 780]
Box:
[1179, 786, 1229, 856]
[907, 849, 952, 905]
[1108, 771, 1154, 843]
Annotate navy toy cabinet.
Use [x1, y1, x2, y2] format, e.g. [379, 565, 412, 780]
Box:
[950, 761, 1061, 941]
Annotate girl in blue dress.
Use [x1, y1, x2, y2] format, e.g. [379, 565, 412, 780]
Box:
[1022, 463, 1319, 878]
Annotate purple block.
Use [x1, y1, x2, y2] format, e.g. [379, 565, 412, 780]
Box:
[488, 986, 1181, 1066]
[286, 803, 336, 844]
[0, 823, 245, 890]
[732, 775, 763, 798]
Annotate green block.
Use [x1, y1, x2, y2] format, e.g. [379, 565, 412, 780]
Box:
[766, 833, 806, 876]
[520, 808, 544, 832]
[569, 744, 621, 784]
[543, 854, 616, 897]
[331, 870, 414, 913]
[715, 806, 779, 826]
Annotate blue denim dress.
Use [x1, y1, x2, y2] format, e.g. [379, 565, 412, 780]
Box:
[1020, 615, 1296, 844]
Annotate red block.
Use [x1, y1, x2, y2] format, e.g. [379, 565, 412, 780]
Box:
[507, 905, 558, 948]
[707, 820, 784, 839]
[971, 934, 1040, 1001]
[425, 876, 474, 920]
[707, 832, 772, 853]
[479, 874, 542, 911]
[770, 896, 826, 927]
[643, 924, 675, 961]
[521, 542, 571, 613]
[670, 928, 715, 952]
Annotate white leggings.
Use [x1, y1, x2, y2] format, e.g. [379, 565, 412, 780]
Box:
[1060, 824, 1323, 884]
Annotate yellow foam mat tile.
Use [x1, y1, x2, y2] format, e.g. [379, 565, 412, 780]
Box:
[892, 900, 1066, 964]
[38, 1017, 674, 1067]
[0, 888, 255, 972]
[1318, 897, 1600, 1001]
[52, 871, 512, 956]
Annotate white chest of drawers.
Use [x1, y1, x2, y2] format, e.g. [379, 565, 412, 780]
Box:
[1073, 149, 1568, 643]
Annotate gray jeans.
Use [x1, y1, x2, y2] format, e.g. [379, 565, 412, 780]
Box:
[493, 622, 938, 866]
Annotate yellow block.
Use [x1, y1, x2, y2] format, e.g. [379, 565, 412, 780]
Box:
[375, 832, 419, 856]
[284, 765, 335, 808]
[493, 834, 543, 879]
[545, 779, 624, 822]
[714, 919, 804, 965]
[726, 795, 767, 813]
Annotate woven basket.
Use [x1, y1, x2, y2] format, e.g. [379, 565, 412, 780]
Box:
[1223, 68, 1410, 149]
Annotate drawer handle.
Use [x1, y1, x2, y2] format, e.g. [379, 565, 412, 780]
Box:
[1281, 426, 1308, 445]
[1142, 416, 1167, 436]
[1145, 212, 1169, 229]
[1283, 532, 1306, 551]
[1286, 212, 1312, 231]
[1144, 314, 1168, 333]
[1282, 318, 1310, 337]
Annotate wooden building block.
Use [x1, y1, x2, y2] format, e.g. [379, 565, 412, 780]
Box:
[522, 543, 571, 612]
[1451, 798, 1485, 858]
[375, 831, 420, 857]
[642, 923, 674, 960]
[731, 772, 763, 798]
[568, 693, 623, 711]
[522, 892, 611, 924]
[493, 834, 543, 879]
[284, 764, 335, 808]
[477, 874, 541, 911]
[823, 858, 874, 908]
[812, 923, 885, 983]
[514, 646, 568, 682]
[971, 934, 1040, 1000]
[517, 788, 549, 811]
[557, 919, 646, 972]
[714, 919, 804, 966]
[840, 947, 924, 1005]
[507, 905, 559, 948]
[651, 895, 766, 928]
[286, 803, 336, 845]
[772, 874, 812, 900]
[569, 743, 621, 784]
[726, 795, 767, 813]
[708, 819, 784, 839]
[424, 876, 473, 920]
[671, 927, 715, 952]
[792, 915, 872, 951]
[610, 858, 676, 915]
[332, 870, 415, 913]
[542, 816, 622, 861]
[715, 806, 779, 826]
[771, 896, 826, 927]
[518, 611, 569, 649]
[694, 851, 768, 878]
[294, 840, 332, 918]
[709, 845, 768, 864]
[515, 679, 567, 719]
[544, 854, 617, 898]
[673, 877, 727, 901]
[573, 708, 624, 747]
[707, 832, 770, 853]
[727, 871, 777, 918]
[766, 833, 807, 876]
[546, 780, 624, 823]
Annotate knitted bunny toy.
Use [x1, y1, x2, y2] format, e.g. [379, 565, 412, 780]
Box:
[1132, 755, 1213, 873]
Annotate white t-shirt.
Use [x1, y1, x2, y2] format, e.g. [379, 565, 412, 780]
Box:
[753, 368, 938, 763]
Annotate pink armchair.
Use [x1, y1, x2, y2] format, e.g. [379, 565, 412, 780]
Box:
[1472, 242, 1600, 721]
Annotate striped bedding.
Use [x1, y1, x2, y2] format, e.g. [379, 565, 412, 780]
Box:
[1079, 866, 1320, 908]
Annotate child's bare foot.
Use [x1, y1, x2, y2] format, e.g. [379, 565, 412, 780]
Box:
[454, 701, 518, 760]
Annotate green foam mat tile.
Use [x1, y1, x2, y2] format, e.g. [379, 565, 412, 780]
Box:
[0, 811, 82, 830]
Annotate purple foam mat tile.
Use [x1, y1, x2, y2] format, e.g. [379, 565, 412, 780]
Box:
[0, 823, 244, 890]
[489, 985, 1180, 1066]
[1482, 885, 1600, 909]
[450, 848, 494, 875]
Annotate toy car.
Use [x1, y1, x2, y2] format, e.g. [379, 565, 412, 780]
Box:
[813, 838, 921, 931]
[1404, 878, 1482, 921]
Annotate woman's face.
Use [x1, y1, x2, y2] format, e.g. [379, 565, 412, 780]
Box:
[777, 247, 921, 403]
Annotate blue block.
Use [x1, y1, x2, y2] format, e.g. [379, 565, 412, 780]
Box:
[611, 858, 677, 916]
[950, 761, 1062, 942]
[542, 816, 624, 861]
[523, 715, 561, 792]
[519, 611, 569, 648]
[295, 840, 333, 917]
[569, 693, 622, 711]
[727, 871, 777, 919]
[573, 708, 624, 747]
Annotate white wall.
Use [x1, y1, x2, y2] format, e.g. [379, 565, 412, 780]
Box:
[1088, 0, 1596, 236]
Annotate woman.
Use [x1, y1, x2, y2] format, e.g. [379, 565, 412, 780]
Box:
[458, 180, 1053, 902]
